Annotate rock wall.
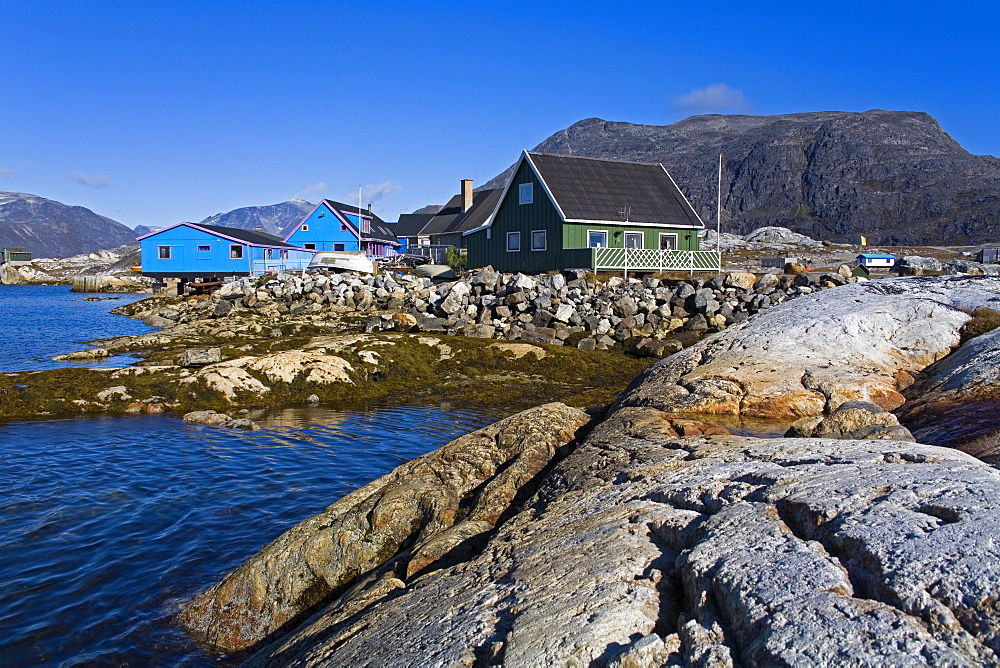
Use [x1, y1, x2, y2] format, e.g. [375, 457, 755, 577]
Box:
[152, 266, 859, 352]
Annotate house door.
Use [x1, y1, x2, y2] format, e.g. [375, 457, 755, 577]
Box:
[625, 232, 643, 249]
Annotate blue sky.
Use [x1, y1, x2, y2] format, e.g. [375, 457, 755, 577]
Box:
[2, 0, 997, 229]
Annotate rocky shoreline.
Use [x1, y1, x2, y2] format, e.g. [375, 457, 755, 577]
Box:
[175, 273, 1000, 666]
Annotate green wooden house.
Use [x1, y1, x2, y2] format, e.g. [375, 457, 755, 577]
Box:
[464, 151, 718, 274]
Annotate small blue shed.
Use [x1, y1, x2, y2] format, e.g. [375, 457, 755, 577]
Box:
[856, 253, 896, 269]
[285, 200, 400, 258]
[139, 223, 315, 279]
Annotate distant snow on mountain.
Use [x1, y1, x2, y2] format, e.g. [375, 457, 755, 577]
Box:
[0, 192, 138, 258]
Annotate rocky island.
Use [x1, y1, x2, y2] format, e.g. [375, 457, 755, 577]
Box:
[165, 272, 1000, 665]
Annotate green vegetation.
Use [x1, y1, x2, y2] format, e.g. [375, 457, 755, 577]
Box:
[960, 307, 1000, 345]
[445, 246, 468, 273]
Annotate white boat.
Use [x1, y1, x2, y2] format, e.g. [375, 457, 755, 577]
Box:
[308, 251, 377, 274]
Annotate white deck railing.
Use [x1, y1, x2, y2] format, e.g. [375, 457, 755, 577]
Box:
[593, 248, 720, 273]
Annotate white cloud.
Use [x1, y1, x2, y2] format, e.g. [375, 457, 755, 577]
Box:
[673, 83, 751, 114]
[0, 168, 16, 178]
[69, 171, 112, 188]
[294, 181, 328, 199]
[352, 181, 402, 208]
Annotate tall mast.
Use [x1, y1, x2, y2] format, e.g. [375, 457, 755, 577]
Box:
[717, 154, 722, 251]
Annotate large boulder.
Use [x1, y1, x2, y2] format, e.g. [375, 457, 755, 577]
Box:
[245, 408, 1000, 666]
[178, 403, 591, 653]
[612, 276, 1000, 419]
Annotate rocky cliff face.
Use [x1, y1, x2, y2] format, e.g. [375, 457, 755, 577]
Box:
[0, 192, 139, 258]
[196, 199, 315, 237]
[482, 111, 1000, 246]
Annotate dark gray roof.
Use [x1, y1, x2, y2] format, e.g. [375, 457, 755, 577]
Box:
[420, 188, 503, 237]
[322, 200, 398, 244]
[395, 213, 436, 238]
[197, 224, 299, 248]
[528, 153, 704, 227]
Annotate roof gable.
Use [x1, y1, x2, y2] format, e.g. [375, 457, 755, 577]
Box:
[420, 188, 503, 237]
[527, 153, 705, 228]
[139, 222, 300, 248]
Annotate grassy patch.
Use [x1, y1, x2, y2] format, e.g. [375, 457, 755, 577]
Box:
[960, 307, 1000, 345]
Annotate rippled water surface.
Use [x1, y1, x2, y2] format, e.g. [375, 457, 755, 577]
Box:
[0, 285, 153, 371]
[0, 406, 509, 665]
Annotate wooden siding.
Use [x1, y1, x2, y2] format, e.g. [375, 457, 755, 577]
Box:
[466, 157, 701, 273]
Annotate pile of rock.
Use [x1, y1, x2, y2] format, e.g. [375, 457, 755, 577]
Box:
[145, 265, 862, 351]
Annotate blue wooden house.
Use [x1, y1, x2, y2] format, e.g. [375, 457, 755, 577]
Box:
[139, 223, 315, 280]
[285, 200, 401, 258]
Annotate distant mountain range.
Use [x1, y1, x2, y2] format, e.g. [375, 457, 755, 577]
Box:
[0, 192, 138, 258]
[196, 199, 315, 237]
[482, 110, 1000, 245]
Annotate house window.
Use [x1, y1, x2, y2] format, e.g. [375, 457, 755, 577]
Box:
[341, 223, 348, 231]
[266, 249, 273, 259]
[158, 245, 171, 260]
[531, 230, 547, 251]
[301, 224, 309, 231]
[507, 231, 521, 252]
[197, 245, 210, 252]
[362, 218, 371, 234]
[333, 243, 345, 251]
[230, 245, 244, 259]
[304, 243, 316, 250]
[279, 249, 288, 259]
[486, 228, 492, 240]
[518, 183, 533, 205]
[588, 231, 607, 248]
[659, 233, 678, 250]
[625, 232, 644, 249]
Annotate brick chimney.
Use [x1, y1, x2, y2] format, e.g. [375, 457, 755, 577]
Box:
[461, 179, 473, 213]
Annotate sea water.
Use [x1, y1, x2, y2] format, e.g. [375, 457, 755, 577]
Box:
[0, 287, 510, 665]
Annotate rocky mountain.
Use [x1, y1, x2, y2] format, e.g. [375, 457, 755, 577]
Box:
[482, 111, 1000, 245]
[0, 192, 139, 258]
[132, 225, 161, 237]
[196, 199, 315, 237]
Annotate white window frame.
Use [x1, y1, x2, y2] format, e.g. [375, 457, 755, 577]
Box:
[658, 233, 678, 250]
[197, 244, 211, 252]
[531, 229, 547, 251]
[230, 244, 244, 259]
[624, 231, 644, 249]
[301, 224, 309, 231]
[587, 230, 607, 249]
[518, 183, 533, 205]
[158, 245, 171, 260]
[507, 231, 521, 252]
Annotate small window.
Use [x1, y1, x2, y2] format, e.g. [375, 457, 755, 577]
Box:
[531, 230, 547, 251]
[301, 224, 309, 231]
[588, 231, 607, 248]
[625, 232, 643, 249]
[230, 245, 243, 259]
[486, 228, 492, 240]
[507, 231, 521, 252]
[333, 243, 345, 251]
[659, 233, 677, 250]
[304, 243, 316, 250]
[158, 245, 171, 260]
[197, 245, 210, 252]
[518, 183, 533, 205]
[279, 249, 288, 259]
[265, 249, 273, 259]
[341, 223, 348, 231]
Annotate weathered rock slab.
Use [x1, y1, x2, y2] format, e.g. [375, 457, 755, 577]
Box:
[178, 403, 591, 653]
[613, 276, 1000, 419]
[245, 412, 1000, 666]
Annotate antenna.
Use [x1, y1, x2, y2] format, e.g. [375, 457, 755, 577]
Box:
[716, 154, 722, 251]
[618, 205, 631, 222]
